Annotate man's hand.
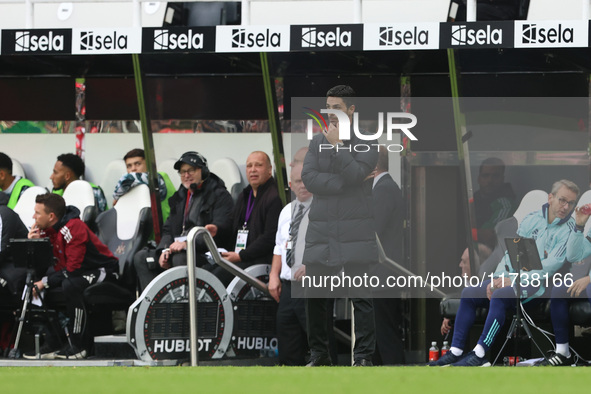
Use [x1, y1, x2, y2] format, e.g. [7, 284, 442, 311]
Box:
[205, 224, 218, 238]
[33, 280, 44, 297]
[293, 265, 306, 281]
[28, 224, 41, 239]
[268, 274, 281, 303]
[567, 276, 591, 298]
[441, 318, 452, 336]
[169, 241, 187, 253]
[323, 122, 341, 146]
[487, 277, 512, 300]
[221, 251, 241, 263]
[574, 206, 591, 228]
[159, 250, 171, 270]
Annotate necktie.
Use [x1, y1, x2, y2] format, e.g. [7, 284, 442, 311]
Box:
[286, 203, 305, 268]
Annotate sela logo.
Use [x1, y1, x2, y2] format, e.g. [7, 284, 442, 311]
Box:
[451, 25, 502, 46]
[379, 26, 429, 47]
[14, 31, 64, 52]
[304, 108, 417, 152]
[153, 29, 203, 50]
[80, 30, 128, 51]
[301, 27, 352, 48]
[231, 28, 281, 48]
[521, 23, 573, 44]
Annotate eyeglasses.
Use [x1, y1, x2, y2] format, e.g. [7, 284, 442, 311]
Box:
[556, 197, 577, 208]
[179, 168, 196, 176]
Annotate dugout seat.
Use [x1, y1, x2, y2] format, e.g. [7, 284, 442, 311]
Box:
[12, 186, 49, 229]
[211, 157, 244, 202]
[99, 159, 126, 209]
[62, 180, 98, 229]
[82, 184, 153, 335]
[11, 158, 26, 178]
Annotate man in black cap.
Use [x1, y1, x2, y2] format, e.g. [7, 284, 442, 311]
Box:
[133, 151, 234, 292]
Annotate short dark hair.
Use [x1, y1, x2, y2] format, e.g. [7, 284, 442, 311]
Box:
[326, 85, 356, 107]
[0, 152, 12, 173]
[479, 157, 505, 175]
[376, 146, 389, 172]
[123, 148, 145, 161]
[35, 193, 66, 220]
[57, 153, 85, 178]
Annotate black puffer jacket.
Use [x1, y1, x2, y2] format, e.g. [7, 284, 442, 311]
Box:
[302, 133, 378, 268]
[158, 173, 234, 254]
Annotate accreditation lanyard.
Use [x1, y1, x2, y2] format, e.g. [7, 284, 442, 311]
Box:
[181, 189, 193, 235]
[236, 190, 255, 252]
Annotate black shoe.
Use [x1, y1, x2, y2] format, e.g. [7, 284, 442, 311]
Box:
[55, 343, 87, 360]
[353, 359, 373, 367]
[534, 351, 573, 366]
[428, 350, 463, 366]
[23, 344, 58, 360]
[306, 354, 332, 367]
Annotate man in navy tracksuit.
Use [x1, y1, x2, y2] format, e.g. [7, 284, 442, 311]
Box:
[430, 180, 579, 366]
[25, 193, 118, 360]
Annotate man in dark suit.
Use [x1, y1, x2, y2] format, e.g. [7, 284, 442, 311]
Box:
[370, 146, 405, 365]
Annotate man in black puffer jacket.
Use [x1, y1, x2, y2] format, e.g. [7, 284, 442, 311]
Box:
[133, 151, 234, 292]
[302, 85, 378, 367]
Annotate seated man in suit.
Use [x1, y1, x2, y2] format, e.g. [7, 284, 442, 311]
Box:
[218, 151, 282, 285]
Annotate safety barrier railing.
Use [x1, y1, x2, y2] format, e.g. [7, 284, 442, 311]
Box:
[186, 225, 269, 366]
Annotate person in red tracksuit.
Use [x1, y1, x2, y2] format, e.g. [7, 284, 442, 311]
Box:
[24, 193, 118, 360]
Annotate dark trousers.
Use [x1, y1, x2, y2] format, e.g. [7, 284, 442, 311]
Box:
[305, 264, 376, 362]
[452, 280, 543, 352]
[373, 297, 405, 365]
[277, 280, 308, 366]
[50, 268, 107, 347]
[550, 283, 591, 344]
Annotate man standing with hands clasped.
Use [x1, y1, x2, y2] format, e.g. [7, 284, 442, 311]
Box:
[302, 85, 379, 367]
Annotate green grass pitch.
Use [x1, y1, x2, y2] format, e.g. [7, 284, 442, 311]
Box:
[2, 366, 589, 393]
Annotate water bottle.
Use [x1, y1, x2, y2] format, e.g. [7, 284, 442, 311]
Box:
[441, 341, 450, 357]
[580, 204, 591, 216]
[429, 341, 440, 362]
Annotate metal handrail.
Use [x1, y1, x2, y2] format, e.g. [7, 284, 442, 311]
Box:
[186, 226, 269, 366]
[376, 234, 447, 298]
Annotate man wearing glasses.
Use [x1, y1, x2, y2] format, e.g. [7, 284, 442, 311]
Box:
[133, 151, 234, 292]
[430, 179, 579, 367]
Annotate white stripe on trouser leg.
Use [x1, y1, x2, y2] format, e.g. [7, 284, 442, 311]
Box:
[98, 268, 106, 283]
[74, 308, 83, 334]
